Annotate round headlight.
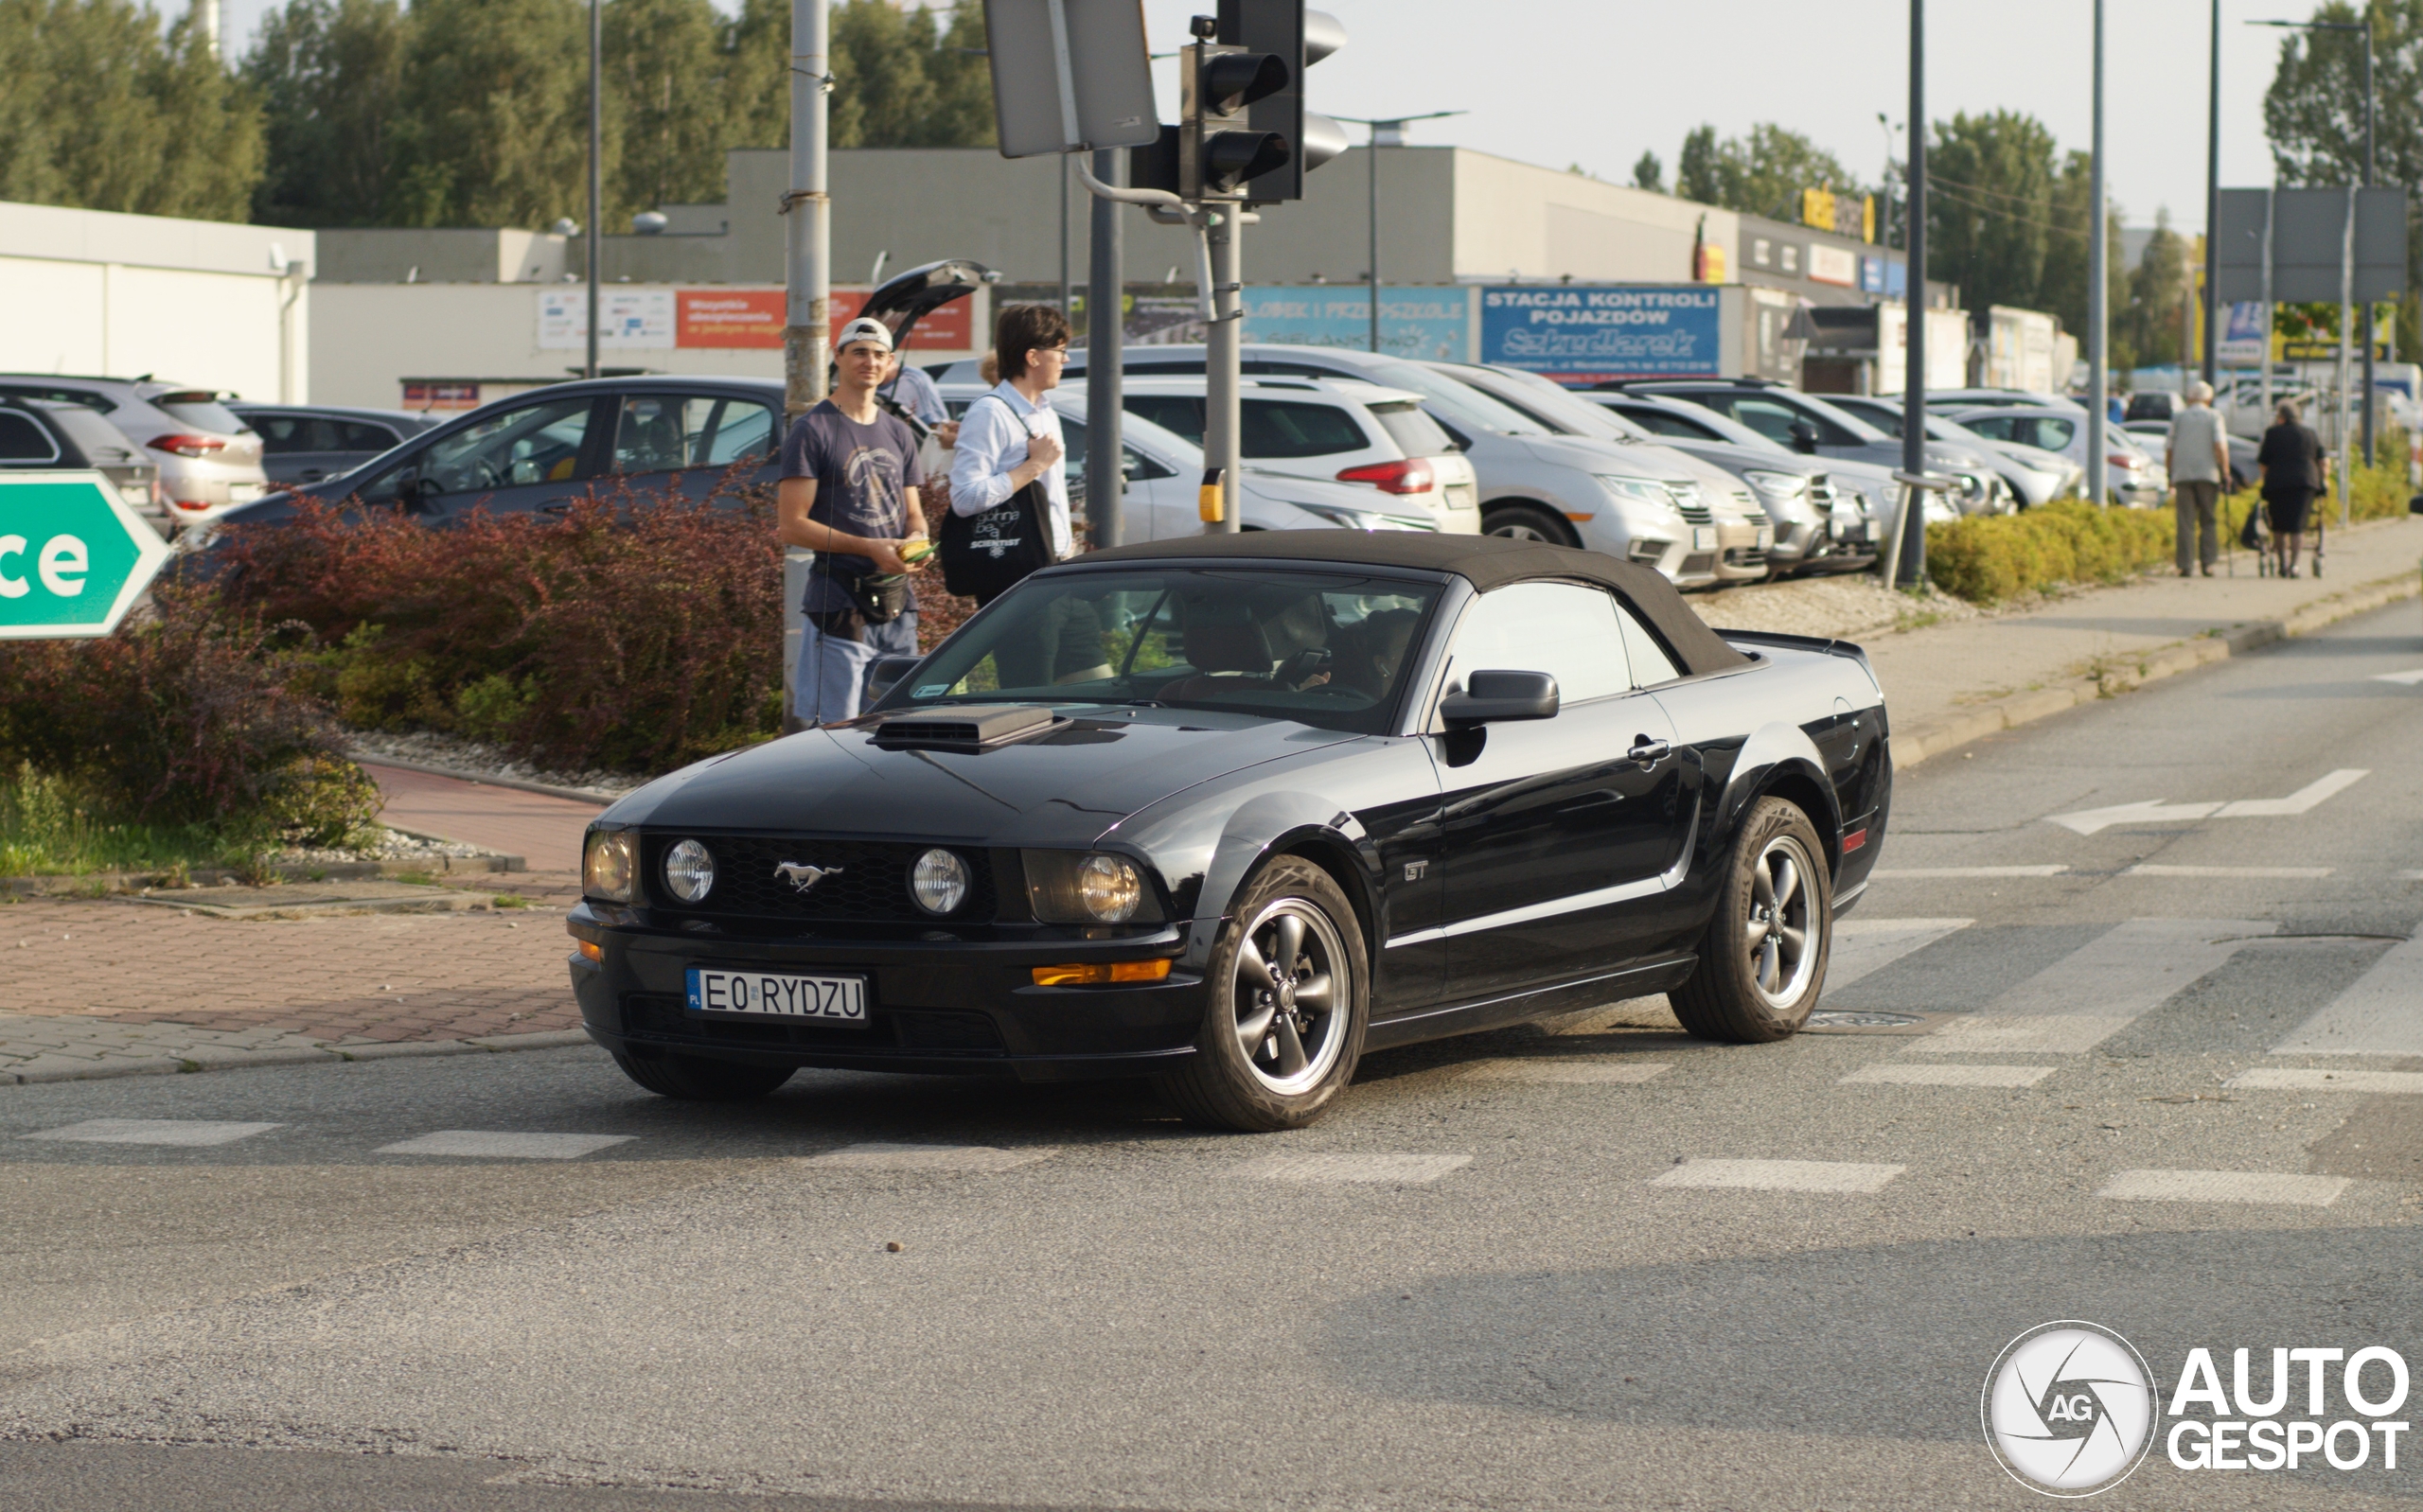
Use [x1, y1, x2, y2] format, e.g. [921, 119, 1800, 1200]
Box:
[663, 838, 716, 904]
[911, 848, 969, 915]
[1075, 853, 1142, 923]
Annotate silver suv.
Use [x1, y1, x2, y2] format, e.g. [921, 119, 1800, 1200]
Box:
[0, 376, 267, 529]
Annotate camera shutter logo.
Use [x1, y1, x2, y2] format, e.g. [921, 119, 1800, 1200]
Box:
[1983, 1321, 2159, 1496]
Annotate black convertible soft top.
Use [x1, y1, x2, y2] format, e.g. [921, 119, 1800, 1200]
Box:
[1071, 531, 1751, 677]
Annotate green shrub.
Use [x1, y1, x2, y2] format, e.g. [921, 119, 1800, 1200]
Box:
[1924, 500, 2176, 605]
[217, 489, 786, 772]
[0, 588, 378, 859]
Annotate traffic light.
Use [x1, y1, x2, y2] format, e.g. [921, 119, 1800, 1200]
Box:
[1212, 0, 1348, 202]
[1181, 16, 1292, 201]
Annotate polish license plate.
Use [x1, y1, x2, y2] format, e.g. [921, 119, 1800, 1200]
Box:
[1755, 525, 1775, 550]
[1691, 526, 1718, 551]
[685, 967, 867, 1021]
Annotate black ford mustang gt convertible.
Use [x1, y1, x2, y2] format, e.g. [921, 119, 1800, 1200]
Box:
[568, 532, 1891, 1131]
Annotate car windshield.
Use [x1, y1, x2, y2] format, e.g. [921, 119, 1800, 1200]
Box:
[1630, 398, 1792, 454]
[892, 568, 1443, 734]
[1459, 368, 1647, 441]
[151, 390, 251, 435]
[1340, 359, 1550, 437]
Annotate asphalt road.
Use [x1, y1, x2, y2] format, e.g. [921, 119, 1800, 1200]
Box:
[4, 603, 2422, 1511]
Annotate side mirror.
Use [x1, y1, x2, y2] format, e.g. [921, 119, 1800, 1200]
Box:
[1441, 669, 1560, 726]
[866, 655, 923, 702]
[1788, 420, 1821, 454]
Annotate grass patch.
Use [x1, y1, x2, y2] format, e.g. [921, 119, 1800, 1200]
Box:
[492, 892, 533, 909]
[0, 767, 272, 878]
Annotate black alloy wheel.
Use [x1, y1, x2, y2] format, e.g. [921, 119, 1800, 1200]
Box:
[1669, 796, 1831, 1044]
[1155, 856, 1369, 1132]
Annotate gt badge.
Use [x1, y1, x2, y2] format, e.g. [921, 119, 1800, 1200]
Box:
[774, 862, 844, 892]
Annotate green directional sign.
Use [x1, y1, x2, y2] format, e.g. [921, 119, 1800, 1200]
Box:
[0, 471, 173, 640]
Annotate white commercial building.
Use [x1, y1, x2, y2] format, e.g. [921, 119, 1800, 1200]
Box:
[0, 199, 313, 401]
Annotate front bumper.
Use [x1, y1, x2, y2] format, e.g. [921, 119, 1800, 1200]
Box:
[568, 904, 1207, 1081]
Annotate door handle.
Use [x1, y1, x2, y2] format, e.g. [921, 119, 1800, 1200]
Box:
[1627, 736, 1670, 765]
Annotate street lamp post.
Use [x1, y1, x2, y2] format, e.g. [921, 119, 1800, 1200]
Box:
[1899, 0, 1929, 585]
[2087, 0, 2108, 508]
[2254, 12, 2379, 466]
[2202, 0, 2220, 389]
[1332, 112, 1465, 354]
[586, 0, 601, 382]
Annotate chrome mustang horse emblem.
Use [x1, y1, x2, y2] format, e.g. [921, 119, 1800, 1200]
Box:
[774, 862, 843, 892]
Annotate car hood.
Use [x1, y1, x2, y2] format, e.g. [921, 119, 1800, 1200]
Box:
[603, 706, 1361, 850]
[1517, 432, 1698, 486]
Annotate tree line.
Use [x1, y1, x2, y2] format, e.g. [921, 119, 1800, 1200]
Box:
[0, 0, 991, 231]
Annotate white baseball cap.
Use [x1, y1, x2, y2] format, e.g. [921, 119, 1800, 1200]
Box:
[836, 316, 894, 353]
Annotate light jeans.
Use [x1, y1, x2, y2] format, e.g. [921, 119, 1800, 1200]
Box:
[796, 610, 919, 725]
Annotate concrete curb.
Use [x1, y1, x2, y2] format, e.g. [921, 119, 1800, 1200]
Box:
[0, 1029, 597, 1086]
[1894, 568, 2422, 768]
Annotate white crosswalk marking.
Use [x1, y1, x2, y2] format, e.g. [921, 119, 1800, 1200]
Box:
[1905, 918, 2273, 1055]
[1828, 917, 1973, 991]
[1651, 1159, 1904, 1194]
[805, 1142, 1058, 1172]
[2096, 1169, 2349, 1206]
[2374, 668, 2423, 685]
[375, 1131, 634, 1160]
[2123, 865, 2331, 879]
[2272, 936, 2423, 1058]
[1461, 1058, 1670, 1084]
[1241, 1152, 1471, 1184]
[25, 1118, 282, 1148]
[1869, 867, 2067, 878]
[1841, 1064, 2055, 1088]
[2228, 1067, 2423, 1095]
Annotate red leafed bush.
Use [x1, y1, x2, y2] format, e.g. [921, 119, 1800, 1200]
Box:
[215, 485, 787, 772]
[0, 584, 373, 840]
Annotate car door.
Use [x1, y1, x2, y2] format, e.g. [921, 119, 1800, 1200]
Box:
[1423, 581, 1686, 1005]
[411, 394, 609, 521]
[599, 393, 721, 508]
[1056, 411, 1183, 538]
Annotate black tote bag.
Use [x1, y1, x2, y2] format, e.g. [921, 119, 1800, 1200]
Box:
[939, 398, 1056, 600]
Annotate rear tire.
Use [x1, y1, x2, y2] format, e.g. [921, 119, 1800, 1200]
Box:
[612, 1048, 796, 1100]
[1154, 857, 1369, 1132]
[1483, 503, 1580, 548]
[1670, 797, 1831, 1044]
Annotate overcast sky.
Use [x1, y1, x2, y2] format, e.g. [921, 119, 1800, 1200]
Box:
[202, 0, 2307, 232]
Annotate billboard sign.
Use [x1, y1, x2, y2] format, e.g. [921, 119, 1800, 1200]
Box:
[538, 288, 976, 352]
[1479, 285, 1723, 382]
[2215, 302, 2269, 365]
[1242, 287, 1471, 360]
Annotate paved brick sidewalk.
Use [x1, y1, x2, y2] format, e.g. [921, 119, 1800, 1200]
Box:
[363, 761, 604, 871]
[0, 883, 587, 1083]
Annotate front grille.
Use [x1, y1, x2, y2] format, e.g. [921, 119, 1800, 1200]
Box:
[643, 835, 1000, 923]
[1810, 478, 1839, 514]
[1667, 482, 1712, 524]
[1724, 547, 1769, 569]
[1680, 552, 1719, 575]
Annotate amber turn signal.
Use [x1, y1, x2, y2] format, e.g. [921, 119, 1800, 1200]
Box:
[1031, 959, 1173, 987]
[576, 940, 603, 963]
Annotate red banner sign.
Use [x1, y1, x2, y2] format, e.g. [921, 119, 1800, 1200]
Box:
[673, 289, 975, 351]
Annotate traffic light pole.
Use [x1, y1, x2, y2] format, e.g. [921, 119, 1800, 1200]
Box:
[1085, 147, 1124, 551]
[1204, 205, 1244, 534]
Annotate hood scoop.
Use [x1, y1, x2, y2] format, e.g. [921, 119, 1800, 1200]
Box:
[871, 704, 1057, 753]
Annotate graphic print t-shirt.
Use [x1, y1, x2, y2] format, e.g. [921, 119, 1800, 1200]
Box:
[781, 400, 926, 613]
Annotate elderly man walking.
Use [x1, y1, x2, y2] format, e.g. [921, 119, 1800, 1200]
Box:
[2166, 381, 2230, 577]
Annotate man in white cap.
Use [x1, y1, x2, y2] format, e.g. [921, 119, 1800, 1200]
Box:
[2166, 380, 2230, 577]
[776, 315, 929, 724]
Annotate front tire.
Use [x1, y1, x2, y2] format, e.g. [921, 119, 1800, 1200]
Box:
[612, 1048, 796, 1100]
[1483, 502, 1580, 548]
[1670, 797, 1831, 1043]
[1155, 857, 1369, 1132]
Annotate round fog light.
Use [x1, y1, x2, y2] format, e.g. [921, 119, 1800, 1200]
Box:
[1076, 853, 1142, 923]
[663, 838, 716, 904]
[911, 848, 969, 915]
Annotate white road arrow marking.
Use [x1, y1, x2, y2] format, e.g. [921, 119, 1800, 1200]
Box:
[2372, 669, 2423, 685]
[2046, 769, 2368, 835]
